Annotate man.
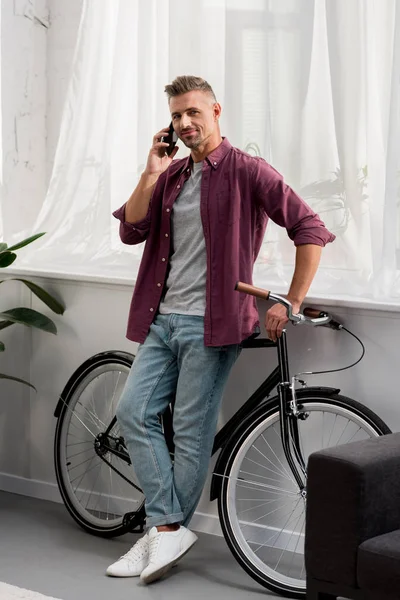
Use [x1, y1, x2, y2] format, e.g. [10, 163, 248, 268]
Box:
[107, 76, 335, 585]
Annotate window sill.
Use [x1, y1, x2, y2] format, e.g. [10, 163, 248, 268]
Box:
[4, 266, 135, 288]
[4, 265, 400, 313]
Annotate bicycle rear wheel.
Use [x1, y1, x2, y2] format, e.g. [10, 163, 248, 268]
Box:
[217, 393, 390, 598]
[54, 351, 146, 537]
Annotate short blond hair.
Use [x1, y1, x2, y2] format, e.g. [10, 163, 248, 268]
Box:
[164, 76, 217, 102]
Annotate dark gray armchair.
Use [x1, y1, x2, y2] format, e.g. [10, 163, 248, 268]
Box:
[305, 432, 400, 600]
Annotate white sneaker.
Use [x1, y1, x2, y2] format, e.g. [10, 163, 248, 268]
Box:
[140, 526, 198, 584]
[106, 533, 149, 577]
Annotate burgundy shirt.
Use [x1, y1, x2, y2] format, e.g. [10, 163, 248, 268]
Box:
[113, 138, 335, 346]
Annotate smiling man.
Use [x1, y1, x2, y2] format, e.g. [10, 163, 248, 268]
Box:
[109, 76, 335, 584]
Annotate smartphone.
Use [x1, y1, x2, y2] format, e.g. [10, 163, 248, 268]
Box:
[162, 122, 178, 156]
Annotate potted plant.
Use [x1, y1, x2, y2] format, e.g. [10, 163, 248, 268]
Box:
[0, 232, 65, 389]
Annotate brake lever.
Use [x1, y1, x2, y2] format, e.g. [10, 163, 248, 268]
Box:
[291, 313, 306, 325]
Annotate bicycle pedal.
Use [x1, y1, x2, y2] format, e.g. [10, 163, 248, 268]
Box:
[123, 511, 146, 533]
[130, 523, 145, 533]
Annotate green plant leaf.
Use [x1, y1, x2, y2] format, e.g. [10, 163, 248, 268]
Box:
[0, 252, 17, 268]
[2, 232, 46, 254]
[0, 308, 57, 334]
[0, 373, 36, 390]
[0, 321, 14, 331]
[0, 243, 8, 252]
[0, 341, 5, 351]
[0, 279, 65, 315]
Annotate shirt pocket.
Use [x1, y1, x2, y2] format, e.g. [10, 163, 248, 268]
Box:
[216, 188, 239, 225]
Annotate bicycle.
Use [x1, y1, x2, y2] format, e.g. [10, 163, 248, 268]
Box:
[53, 282, 391, 598]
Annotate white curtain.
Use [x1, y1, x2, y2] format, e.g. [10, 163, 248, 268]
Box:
[14, 0, 400, 301]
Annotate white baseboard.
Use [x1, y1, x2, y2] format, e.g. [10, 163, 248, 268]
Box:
[0, 472, 223, 536]
[188, 510, 223, 536]
[0, 472, 63, 504]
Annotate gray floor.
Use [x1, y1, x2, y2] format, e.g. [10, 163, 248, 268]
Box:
[0, 491, 280, 600]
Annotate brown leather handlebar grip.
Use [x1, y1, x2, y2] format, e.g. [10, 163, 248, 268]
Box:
[235, 281, 270, 301]
[303, 307, 327, 319]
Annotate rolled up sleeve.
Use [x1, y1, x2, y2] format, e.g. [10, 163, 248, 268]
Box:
[112, 204, 151, 245]
[253, 158, 336, 247]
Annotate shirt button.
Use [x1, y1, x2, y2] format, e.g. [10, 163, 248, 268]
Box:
[149, 308, 154, 312]
[213, 161, 217, 165]
[166, 208, 170, 212]
[177, 185, 181, 189]
[165, 233, 169, 237]
[157, 283, 161, 287]
[162, 258, 166, 262]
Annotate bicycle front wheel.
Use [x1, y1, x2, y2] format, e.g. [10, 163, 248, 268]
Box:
[217, 393, 390, 598]
[54, 351, 146, 537]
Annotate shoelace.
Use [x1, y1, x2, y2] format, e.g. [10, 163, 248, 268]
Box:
[148, 535, 161, 560]
[120, 536, 148, 563]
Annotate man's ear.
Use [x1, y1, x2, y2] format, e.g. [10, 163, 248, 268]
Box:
[213, 102, 222, 120]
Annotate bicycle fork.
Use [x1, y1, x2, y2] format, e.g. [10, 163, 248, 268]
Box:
[277, 331, 307, 492]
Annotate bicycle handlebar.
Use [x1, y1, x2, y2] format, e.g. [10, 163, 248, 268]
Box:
[235, 281, 343, 330]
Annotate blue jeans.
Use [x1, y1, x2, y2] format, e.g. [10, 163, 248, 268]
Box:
[116, 313, 241, 528]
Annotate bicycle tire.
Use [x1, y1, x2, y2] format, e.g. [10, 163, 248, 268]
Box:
[217, 392, 390, 598]
[54, 351, 146, 538]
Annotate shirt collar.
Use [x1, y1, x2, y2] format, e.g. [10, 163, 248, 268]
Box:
[179, 137, 232, 174]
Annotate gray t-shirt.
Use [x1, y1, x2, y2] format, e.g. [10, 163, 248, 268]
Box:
[159, 161, 206, 316]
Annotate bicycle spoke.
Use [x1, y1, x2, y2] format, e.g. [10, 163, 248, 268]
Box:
[68, 454, 97, 473]
[239, 467, 294, 486]
[238, 498, 285, 515]
[274, 503, 304, 572]
[260, 432, 295, 481]
[345, 425, 363, 444]
[235, 482, 299, 496]
[237, 496, 286, 502]
[252, 443, 296, 484]
[76, 400, 106, 429]
[108, 371, 122, 418]
[70, 456, 100, 489]
[66, 440, 92, 448]
[288, 514, 306, 578]
[236, 477, 298, 496]
[66, 431, 92, 443]
[243, 455, 296, 483]
[335, 418, 351, 446]
[69, 410, 97, 439]
[327, 413, 338, 447]
[81, 460, 102, 507]
[251, 498, 303, 551]
[239, 497, 299, 529]
[67, 447, 94, 461]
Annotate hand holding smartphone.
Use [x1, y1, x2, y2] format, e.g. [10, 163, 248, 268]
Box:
[161, 122, 178, 156]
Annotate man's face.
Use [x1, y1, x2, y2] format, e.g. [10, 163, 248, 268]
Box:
[169, 90, 220, 150]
